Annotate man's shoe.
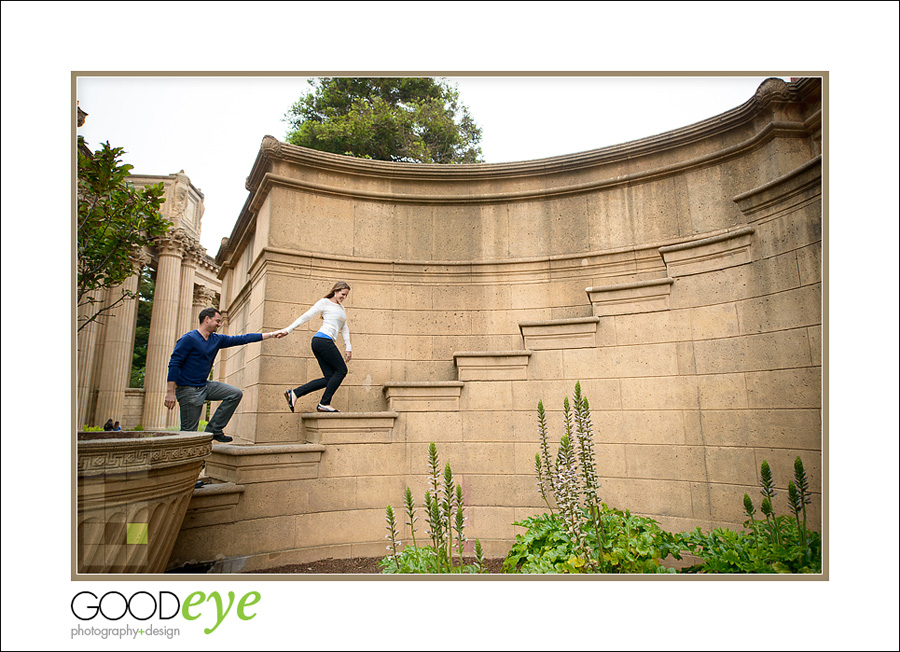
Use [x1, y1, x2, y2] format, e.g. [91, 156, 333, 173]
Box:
[284, 389, 296, 413]
[212, 433, 233, 443]
[316, 404, 339, 413]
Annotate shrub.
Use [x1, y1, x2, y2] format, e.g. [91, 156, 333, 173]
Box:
[380, 443, 486, 574]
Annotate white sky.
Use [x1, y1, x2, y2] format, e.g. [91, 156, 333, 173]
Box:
[2, 2, 899, 651]
[76, 74, 788, 253]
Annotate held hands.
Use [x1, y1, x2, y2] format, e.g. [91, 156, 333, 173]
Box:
[267, 329, 290, 340]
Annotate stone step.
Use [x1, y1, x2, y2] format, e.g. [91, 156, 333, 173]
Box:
[586, 277, 675, 316]
[453, 350, 532, 381]
[300, 411, 400, 444]
[383, 381, 465, 412]
[518, 316, 600, 350]
[205, 443, 326, 483]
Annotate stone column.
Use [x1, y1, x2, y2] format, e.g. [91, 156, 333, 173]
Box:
[142, 230, 186, 430]
[94, 253, 148, 426]
[77, 287, 106, 427]
[167, 238, 204, 427]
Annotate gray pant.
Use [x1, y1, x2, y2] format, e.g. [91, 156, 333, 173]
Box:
[174, 381, 243, 436]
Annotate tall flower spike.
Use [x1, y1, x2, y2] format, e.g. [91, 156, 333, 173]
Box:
[384, 505, 401, 559]
[537, 401, 557, 499]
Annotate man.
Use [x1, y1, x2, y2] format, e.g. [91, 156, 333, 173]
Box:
[165, 307, 285, 442]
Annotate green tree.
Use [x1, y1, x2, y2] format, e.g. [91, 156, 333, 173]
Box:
[283, 77, 483, 163]
[129, 267, 154, 388]
[77, 136, 170, 332]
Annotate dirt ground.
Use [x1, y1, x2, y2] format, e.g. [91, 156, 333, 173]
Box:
[250, 556, 506, 574]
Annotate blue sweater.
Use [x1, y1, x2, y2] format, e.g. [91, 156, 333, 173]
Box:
[167, 330, 263, 386]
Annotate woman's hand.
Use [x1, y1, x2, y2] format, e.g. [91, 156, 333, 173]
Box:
[344, 351, 352, 362]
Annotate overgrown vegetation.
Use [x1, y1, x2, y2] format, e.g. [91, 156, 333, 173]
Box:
[380, 443, 486, 574]
[506, 383, 821, 574]
[675, 457, 821, 573]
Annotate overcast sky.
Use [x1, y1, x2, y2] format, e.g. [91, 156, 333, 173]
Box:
[76, 74, 787, 253]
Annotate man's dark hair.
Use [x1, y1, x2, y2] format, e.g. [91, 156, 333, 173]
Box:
[198, 307, 221, 324]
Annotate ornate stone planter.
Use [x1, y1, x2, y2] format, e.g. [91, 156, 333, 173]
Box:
[76, 431, 212, 574]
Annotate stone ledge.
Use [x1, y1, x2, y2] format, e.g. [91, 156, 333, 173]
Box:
[453, 350, 533, 381]
[383, 382, 465, 412]
[182, 482, 245, 530]
[586, 278, 675, 316]
[733, 155, 822, 221]
[205, 443, 326, 485]
[659, 227, 755, 277]
[518, 316, 601, 351]
[300, 412, 400, 444]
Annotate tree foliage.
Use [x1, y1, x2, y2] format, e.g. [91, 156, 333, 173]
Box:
[77, 136, 170, 332]
[284, 77, 483, 163]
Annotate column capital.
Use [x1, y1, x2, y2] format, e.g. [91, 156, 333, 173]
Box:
[153, 228, 189, 256]
[193, 285, 218, 308]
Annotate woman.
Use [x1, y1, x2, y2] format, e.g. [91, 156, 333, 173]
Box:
[280, 282, 352, 413]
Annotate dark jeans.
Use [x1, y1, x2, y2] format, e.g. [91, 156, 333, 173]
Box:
[292, 336, 347, 406]
[174, 381, 243, 435]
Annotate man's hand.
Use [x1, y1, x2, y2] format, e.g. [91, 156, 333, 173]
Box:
[164, 389, 176, 410]
[266, 329, 289, 340]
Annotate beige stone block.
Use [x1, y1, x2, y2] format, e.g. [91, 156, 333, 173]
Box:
[600, 478, 693, 518]
[345, 308, 393, 335]
[390, 359, 457, 383]
[402, 411, 463, 442]
[547, 278, 594, 310]
[461, 411, 518, 442]
[405, 441, 517, 475]
[391, 283, 432, 310]
[454, 351, 531, 381]
[525, 349, 564, 380]
[698, 409, 821, 449]
[613, 310, 693, 345]
[346, 282, 395, 310]
[466, 506, 520, 540]
[659, 227, 755, 277]
[464, 475, 545, 508]
[253, 411, 304, 444]
[511, 410, 551, 444]
[432, 204, 484, 260]
[689, 303, 741, 340]
[587, 278, 675, 316]
[752, 206, 822, 262]
[675, 341, 697, 375]
[299, 509, 385, 548]
[354, 475, 411, 510]
[383, 381, 464, 412]
[512, 379, 580, 412]
[305, 477, 359, 512]
[693, 328, 813, 374]
[514, 442, 544, 477]
[563, 342, 679, 379]
[472, 308, 540, 336]
[591, 410, 688, 445]
[229, 514, 302, 557]
[808, 325, 822, 366]
[432, 283, 510, 311]
[703, 447, 758, 485]
[519, 316, 600, 350]
[206, 443, 325, 484]
[316, 442, 408, 478]
[477, 202, 511, 260]
[667, 252, 800, 309]
[392, 309, 472, 336]
[507, 202, 550, 258]
[594, 443, 628, 477]
[301, 412, 399, 445]
[509, 282, 552, 310]
[621, 374, 748, 410]
[624, 444, 707, 482]
[566, 379, 622, 410]
[433, 335, 501, 360]
[737, 284, 822, 334]
[352, 203, 398, 260]
[706, 483, 756, 524]
[796, 243, 821, 287]
[182, 483, 245, 529]
[689, 482, 712, 521]
[745, 368, 820, 408]
[393, 204, 434, 261]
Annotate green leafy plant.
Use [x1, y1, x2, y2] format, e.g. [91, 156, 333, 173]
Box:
[380, 443, 485, 574]
[506, 383, 680, 573]
[675, 457, 820, 573]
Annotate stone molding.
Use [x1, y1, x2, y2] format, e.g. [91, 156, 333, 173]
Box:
[300, 412, 400, 445]
[76, 431, 212, 475]
[733, 155, 822, 222]
[453, 350, 533, 381]
[659, 227, 755, 277]
[383, 381, 465, 412]
[205, 443, 326, 484]
[586, 278, 675, 316]
[181, 482, 245, 530]
[519, 316, 601, 351]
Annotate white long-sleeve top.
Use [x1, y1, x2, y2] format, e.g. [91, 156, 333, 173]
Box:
[284, 298, 351, 350]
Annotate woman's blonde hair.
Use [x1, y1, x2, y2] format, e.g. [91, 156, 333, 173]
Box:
[324, 281, 351, 299]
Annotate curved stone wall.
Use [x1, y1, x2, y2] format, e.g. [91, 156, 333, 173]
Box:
[172, 78, 822, 570]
